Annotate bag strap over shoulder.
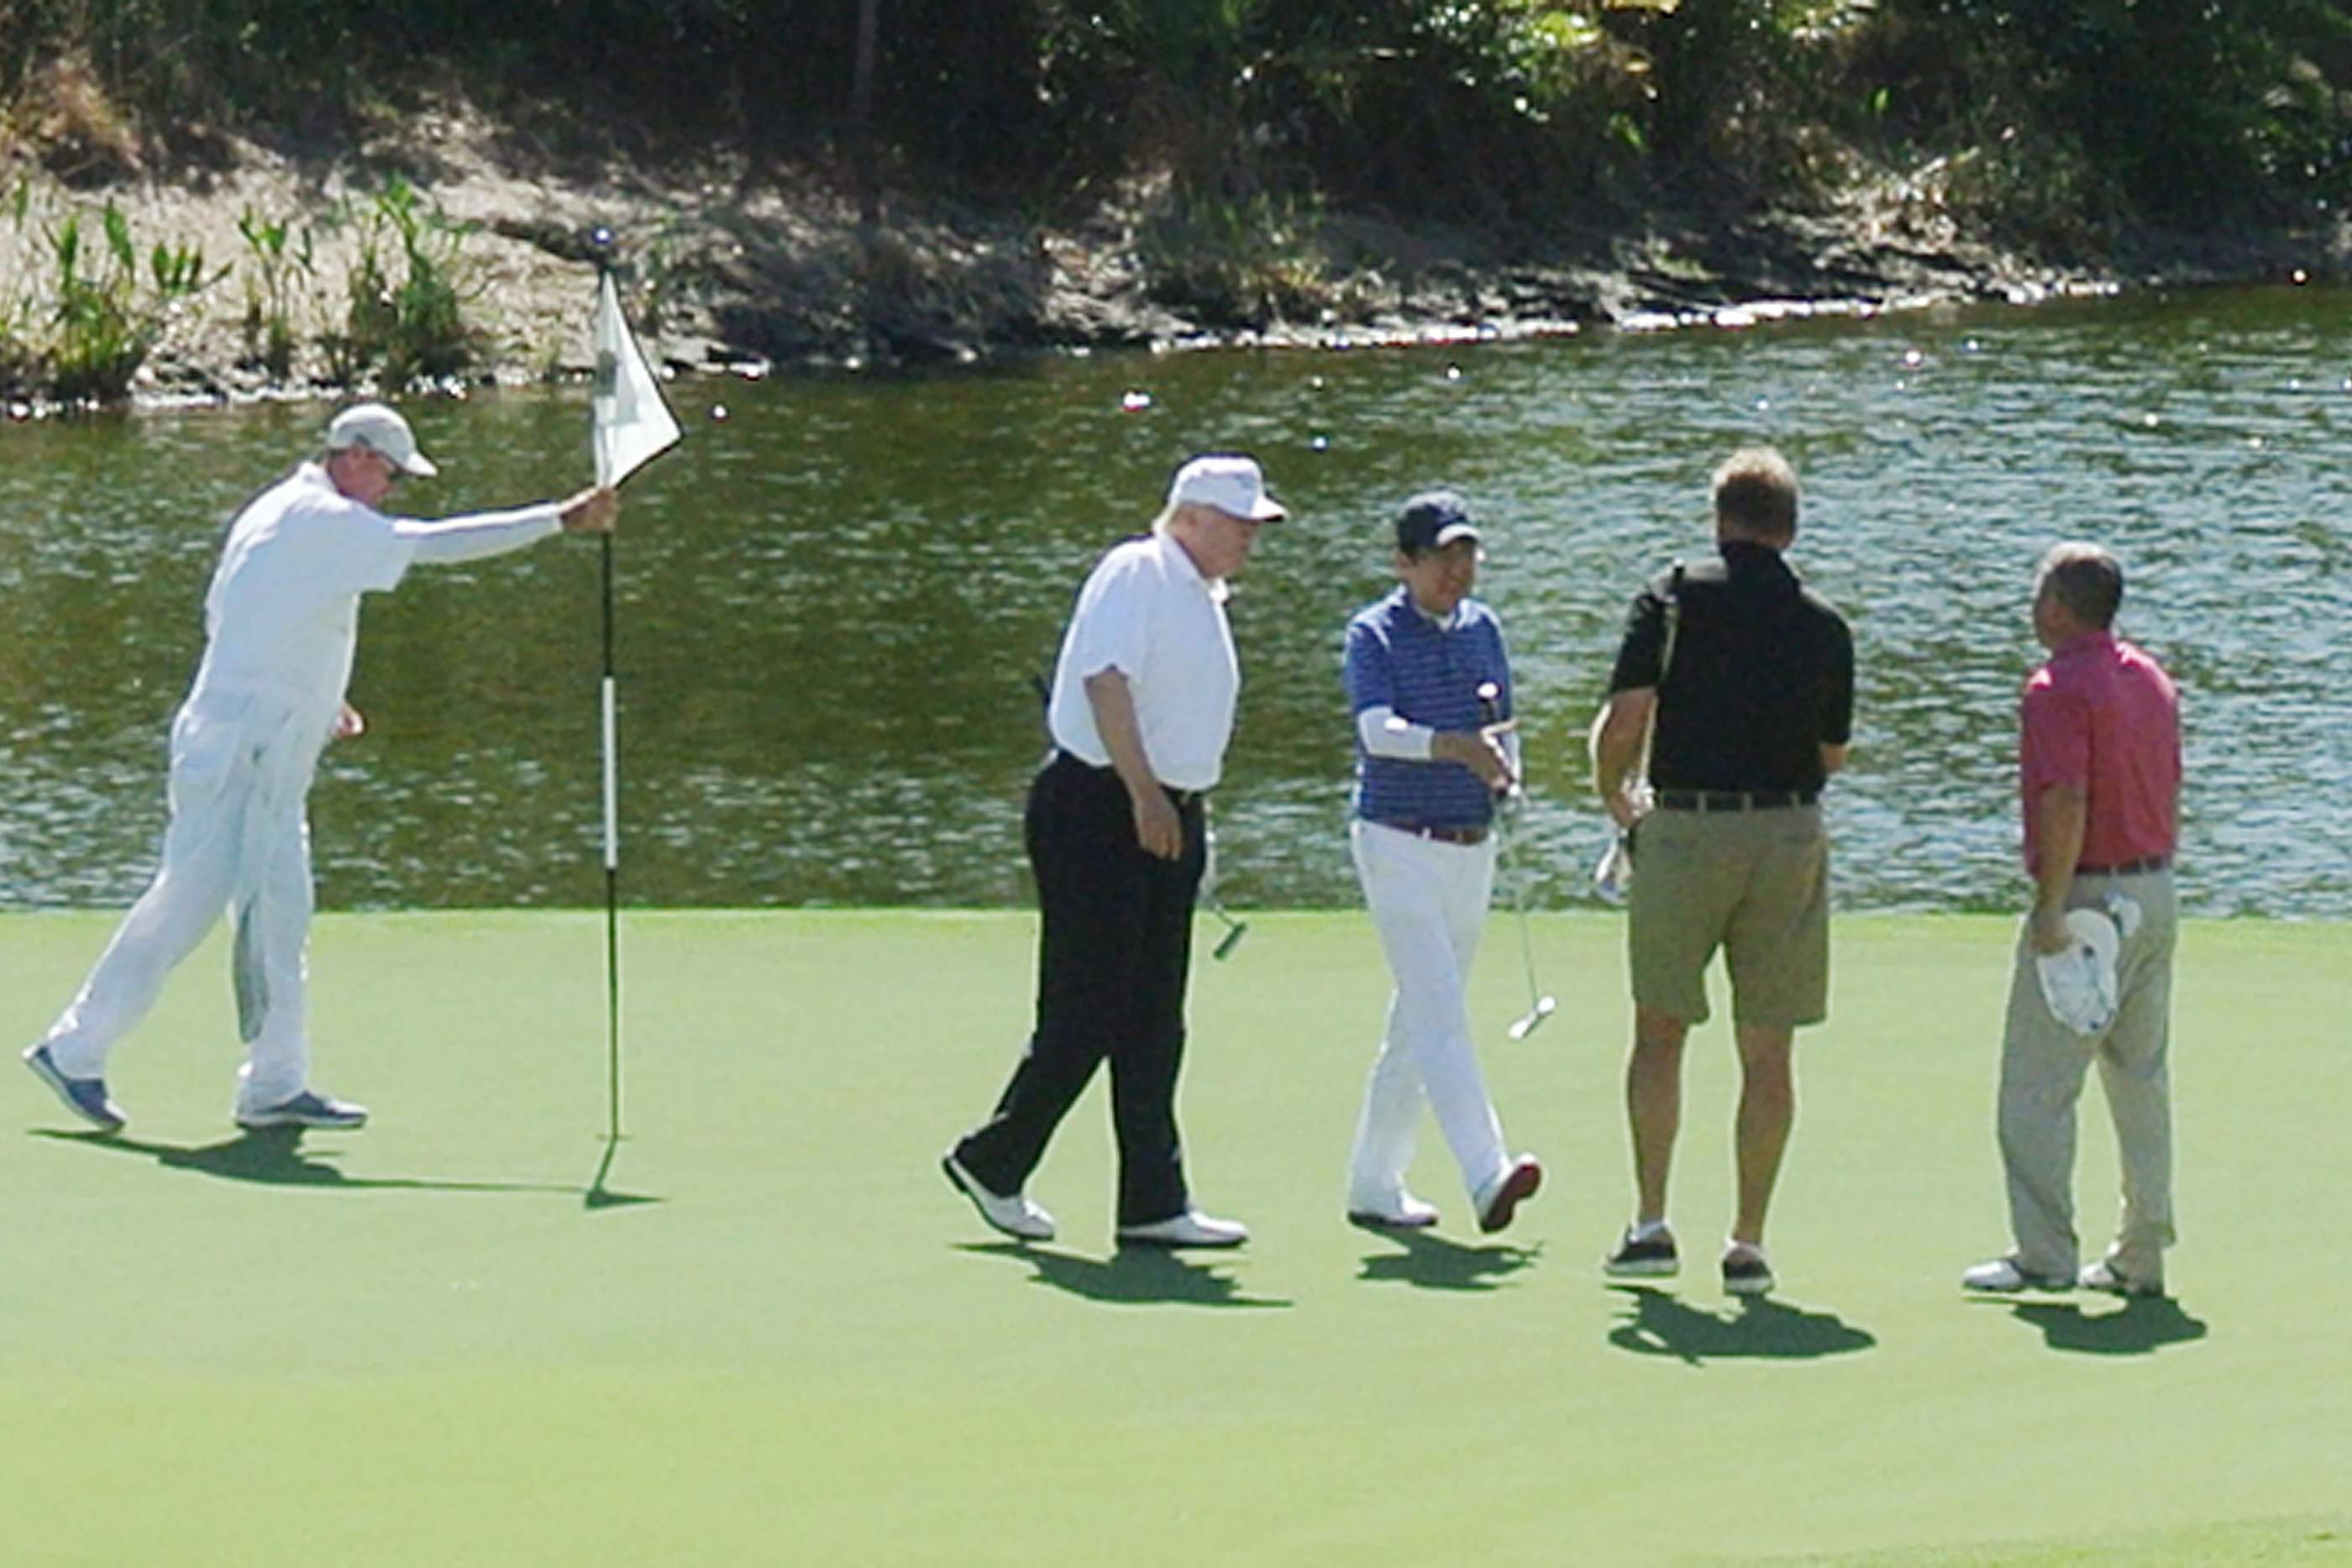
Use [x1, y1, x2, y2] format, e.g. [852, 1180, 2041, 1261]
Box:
[1658, 559, 1686, 687]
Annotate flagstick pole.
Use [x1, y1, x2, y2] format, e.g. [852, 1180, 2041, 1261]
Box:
[591, 231, 624, 1158]
[600, 529, 622, 1148]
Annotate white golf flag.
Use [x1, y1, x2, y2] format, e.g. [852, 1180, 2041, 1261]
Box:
[591, 270, 681, 488]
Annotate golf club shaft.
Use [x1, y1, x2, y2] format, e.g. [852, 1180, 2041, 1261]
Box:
[1476, 682, 1545, 1009]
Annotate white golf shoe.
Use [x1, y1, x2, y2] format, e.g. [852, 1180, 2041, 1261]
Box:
[1347, 1192, 1441, 1230]
[235, 1089, 367, 1130]
[1961, 1255, 2072, 1293]
[2079, 1257, 2165, 1298]
[1116, 1209, 1249, 1248]
[941, 1152, 1055, 1242]
[1474, 1155, 1543, 1234]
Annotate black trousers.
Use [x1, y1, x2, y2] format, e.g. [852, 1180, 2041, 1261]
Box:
[955, 750, 1205, 1226]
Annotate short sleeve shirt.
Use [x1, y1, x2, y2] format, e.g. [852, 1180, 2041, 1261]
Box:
[191, 463, 418, 722]
[1344, 587, 1511, 828]
[1607, 540, 1853, 794]
[2019, 631, 2180, 873]
[1046, 530, 1239, 791]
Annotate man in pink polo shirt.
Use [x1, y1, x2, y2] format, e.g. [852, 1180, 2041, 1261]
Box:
[1964, 543, 2182, 1298]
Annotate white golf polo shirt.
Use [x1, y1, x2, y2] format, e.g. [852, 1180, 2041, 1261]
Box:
[192, 462, 560, 726]
[1046, 529, 1238, 792]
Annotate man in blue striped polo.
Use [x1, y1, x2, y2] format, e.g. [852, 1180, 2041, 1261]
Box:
[1341, 490, 1543, 1234]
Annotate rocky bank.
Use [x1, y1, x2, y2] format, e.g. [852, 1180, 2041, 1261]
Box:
[3, 102, 2344, 412]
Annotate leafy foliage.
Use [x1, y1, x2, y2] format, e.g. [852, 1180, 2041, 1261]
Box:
[6, 195, 220, 403]
[236, 206, 314, 380]
[2, 0, 2347, 349]
[318, 176, 480, 390]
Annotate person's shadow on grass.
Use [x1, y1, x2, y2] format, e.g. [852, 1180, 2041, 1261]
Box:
[1992, 1295, 2208, 1355]
[1355, 1229, 1540, 1292]
[32, 1127, 578, 1197]
[958, 1240, 1292, 1309]
[1607, 1285, 1878, 1365]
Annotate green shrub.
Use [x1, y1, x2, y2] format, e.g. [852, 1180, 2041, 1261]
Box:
[35, 199, 218, 403]
[1, 179, 33, 395]
[319, 176, 481, 389]
[1139, 188, 1331, 328]
[236, 206, 315, 380]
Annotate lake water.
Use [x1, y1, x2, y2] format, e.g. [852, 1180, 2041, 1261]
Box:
[3, 286, 2348, 918]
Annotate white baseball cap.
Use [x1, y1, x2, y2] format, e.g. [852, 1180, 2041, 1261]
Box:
[325, 402, 439, 477]
[1167, 454, 1286, 522]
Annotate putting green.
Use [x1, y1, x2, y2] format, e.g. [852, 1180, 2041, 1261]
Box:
[3, 910, 2345, 1565]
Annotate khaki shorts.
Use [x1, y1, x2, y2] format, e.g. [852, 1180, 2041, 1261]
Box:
[1626, 805, 1830, 1028]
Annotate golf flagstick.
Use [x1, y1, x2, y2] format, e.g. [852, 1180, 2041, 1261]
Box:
[586, 229, 682, 1177]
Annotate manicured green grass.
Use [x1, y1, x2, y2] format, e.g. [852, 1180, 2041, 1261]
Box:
[3, 910, 2346, 1566]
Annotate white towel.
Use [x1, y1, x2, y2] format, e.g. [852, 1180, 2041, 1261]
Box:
[2035, 908, 2122, 1036]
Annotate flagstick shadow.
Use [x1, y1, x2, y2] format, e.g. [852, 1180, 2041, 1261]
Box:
[956, 1240, 1291, 1309]
[584, 1136, 662, 1212]
[31, 1127, 576, 1195]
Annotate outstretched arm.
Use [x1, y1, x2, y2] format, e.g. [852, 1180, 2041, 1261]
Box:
[396, 487, 617, 564]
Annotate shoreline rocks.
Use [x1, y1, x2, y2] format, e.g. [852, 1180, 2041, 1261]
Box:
[3, 112, 2342, 419]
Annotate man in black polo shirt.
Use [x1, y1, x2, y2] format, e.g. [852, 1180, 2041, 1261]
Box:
[1588, 447, 1854, 1295]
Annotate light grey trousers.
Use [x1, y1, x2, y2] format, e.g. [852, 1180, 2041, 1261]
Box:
[1995, 868, 2179, 1281]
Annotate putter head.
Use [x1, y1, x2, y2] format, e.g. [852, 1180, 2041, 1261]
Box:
[1212, 920, 1249, 961]
[1506, 994, 1558, 1041]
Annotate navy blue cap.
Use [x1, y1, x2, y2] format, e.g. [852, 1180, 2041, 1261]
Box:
[1395, 490, 1481, 554]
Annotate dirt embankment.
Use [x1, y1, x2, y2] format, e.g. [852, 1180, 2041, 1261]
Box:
[3, 103, 2340, 410]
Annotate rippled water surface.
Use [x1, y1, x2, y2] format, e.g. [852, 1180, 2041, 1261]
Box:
[3, 286, 2349, 915]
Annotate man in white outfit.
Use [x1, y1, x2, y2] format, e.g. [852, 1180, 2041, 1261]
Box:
[1342, 491, 1542, 1234]
[24, 402, 618, 1134]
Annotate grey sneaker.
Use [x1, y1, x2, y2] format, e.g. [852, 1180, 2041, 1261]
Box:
[24, 1044, 126, 1133]
[235, 1090, 368, 1130]
[1722, 1242, 1777, 1296]
[1604, 1224, 1680, 1277]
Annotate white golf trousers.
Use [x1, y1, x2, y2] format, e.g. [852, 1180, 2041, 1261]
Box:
[43, 690, 324, 1113]
[1347, 819, 1511, 1209]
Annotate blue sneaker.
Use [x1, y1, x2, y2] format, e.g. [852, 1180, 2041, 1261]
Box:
[235, 1090, 368, 1130]
[23, 1044, 127, 1133]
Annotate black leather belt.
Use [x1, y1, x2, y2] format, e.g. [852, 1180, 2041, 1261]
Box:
[2079, 853, 2170, 875]
[1051, 748, 1203, 809]
[1373, 820, 1490, 846]
[1656, 789, 1819, 812]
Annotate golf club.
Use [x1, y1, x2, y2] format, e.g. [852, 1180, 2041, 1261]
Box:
[1202, 826, 1248, 961]
[1206, 896, 1249, 961]
[1478, 681, 1557, 1040]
